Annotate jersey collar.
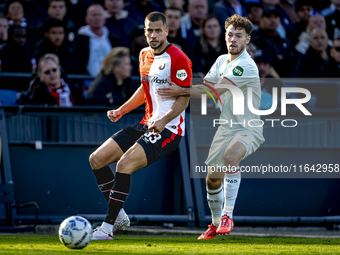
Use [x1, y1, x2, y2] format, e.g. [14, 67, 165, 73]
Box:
[227, 49, 247, 64]
[153, 43, 172, 56]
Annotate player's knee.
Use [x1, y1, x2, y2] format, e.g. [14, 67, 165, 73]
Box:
[223, 152, 239, 166]
[206, 177, 222, 190]
[89, 153, 97, 169]
[116, 157, 132, 174]
[89, 153, 102, 170]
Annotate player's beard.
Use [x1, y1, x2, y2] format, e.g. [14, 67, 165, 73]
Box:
[229, 43, 246, 55]
[149, 38, 165, 50]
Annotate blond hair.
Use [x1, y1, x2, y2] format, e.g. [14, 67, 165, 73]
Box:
[100, 47, 130, 75]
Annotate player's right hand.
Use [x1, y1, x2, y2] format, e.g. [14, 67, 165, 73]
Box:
[107, 109, 122, 122]
[157, 79, 183, 98]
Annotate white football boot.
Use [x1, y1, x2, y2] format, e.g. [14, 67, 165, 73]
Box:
[92, 226, 113, 240]
[113, 208, 130, 233]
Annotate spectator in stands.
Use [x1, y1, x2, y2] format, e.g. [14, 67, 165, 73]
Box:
[86, 47, 137, 106]
[192, 14, 228, 76]
[255, 48, 283, 109]
[0, 15, 9, 49]
[124, 0, 163, 25]
[294, 0, 314, 38]
[246, 2, 264, 32]
[317, 38, 340, 77]
[104, 0, 137, 48]
[181, 0, 208, 47]
[73, 4, 121, 77]
[323, 0, 340, 40]
[44, 0, 77, 43]
[165, 7, 190, 54]
[246, 42, 256, 59]
[130, 24, 148, 76]
[295, 13, 332, 55]
[34, 19, 74, 73]
[168, 0, 186, 12]
[154, 0, 185, 11]
[279, 0, 299, 24]
[298, 26, 338, 108]
[5, 0, 35, 47]
[254, 48, 282, 95]
[26, 53, 69, 100]
[0, 25, 33, 73]
[295, 28, 329, 77]
[5, 0, 28, 28]
[66, 0, 93, 28]
[27, 55, 84, 106]
[261, 0, 295, 40]
[213, 0, 247, 27]
[21, 0, 48, 29]
[252, 8, 295, 77]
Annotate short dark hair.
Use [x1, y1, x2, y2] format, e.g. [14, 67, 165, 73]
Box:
[165, 7, 182, 15]
[294, 0, 313, 12]
[145, 12, 167, 26]
[225, 14, 253, 36]
[43, 18, 65, 33]
[48, 0, 66, 8]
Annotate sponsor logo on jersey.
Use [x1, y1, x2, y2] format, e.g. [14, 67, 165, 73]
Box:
[159, 60, 166, 70]
[149, 76, 167, 84]
[176, 69, 187, 81]
[141, 75, 167, 84]
[233, 66, 243, 76]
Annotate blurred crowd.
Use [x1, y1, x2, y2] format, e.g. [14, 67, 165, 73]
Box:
[0, 0, 339, 108]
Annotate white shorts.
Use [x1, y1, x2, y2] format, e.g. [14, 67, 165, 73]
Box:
[205, 129, 262, 168]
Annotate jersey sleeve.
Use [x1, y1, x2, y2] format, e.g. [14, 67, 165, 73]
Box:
[225, 61, 259, 88]
[170, 53, 192, 87]
[203, 56, 220, 85]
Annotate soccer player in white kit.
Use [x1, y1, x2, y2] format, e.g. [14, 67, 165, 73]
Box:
[158, 14, 265, 239]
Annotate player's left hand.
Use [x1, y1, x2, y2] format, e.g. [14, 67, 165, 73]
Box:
[148, 118, 167, 136]
[157, 79, 182, 98]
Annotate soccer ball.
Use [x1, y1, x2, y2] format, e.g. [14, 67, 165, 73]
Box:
[58, 216, 93, 249]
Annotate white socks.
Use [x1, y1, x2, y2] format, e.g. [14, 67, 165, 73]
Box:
[222, 170, 241, 217]
[207, 185, 223, 226]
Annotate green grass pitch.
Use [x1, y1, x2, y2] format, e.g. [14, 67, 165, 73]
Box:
[0, 234, 340, 255]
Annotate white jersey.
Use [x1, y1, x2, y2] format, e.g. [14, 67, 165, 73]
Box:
[204, 50, 265, 143]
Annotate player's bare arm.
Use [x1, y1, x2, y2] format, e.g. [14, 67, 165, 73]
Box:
[157, 78, 230, 98]
[107, 85, 145, 122]
[148, 96, 190, 135]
